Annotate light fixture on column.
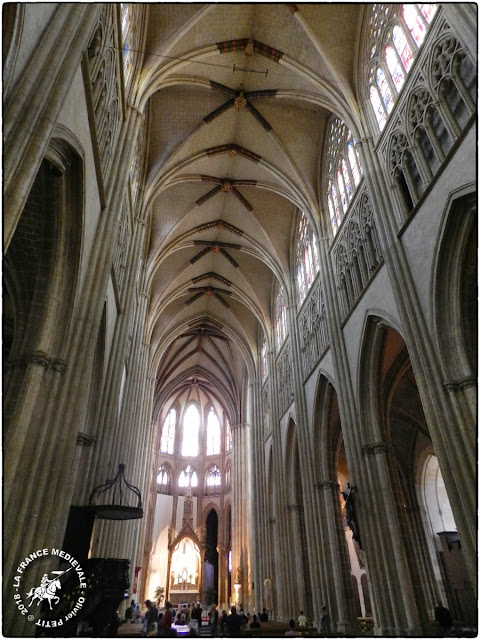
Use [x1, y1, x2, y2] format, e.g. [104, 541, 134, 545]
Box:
[88, 463, 143, 520]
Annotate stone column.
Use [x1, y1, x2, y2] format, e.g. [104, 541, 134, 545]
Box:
[315, 480, 358, 635]
[4, 5, 101, 247]
[231, 420, 251, 610]
[267, 347, 290, 621]
[356, 131, 477, 591]
[361, 442, 422, 635]
[249, 378, 270, 614]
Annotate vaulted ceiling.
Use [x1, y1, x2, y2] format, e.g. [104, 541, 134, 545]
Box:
[138, 3, 366, 423]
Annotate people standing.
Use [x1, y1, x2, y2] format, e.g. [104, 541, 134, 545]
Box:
[249, 614, 261, 629]
[319, 606, 331, 635]
[220, 610, 228, 636]
[161, 601, 173, 636]
[285, 619, 300, 636]
[209, 604, 219, 636]
[434, 601, 453, 633]
[297, 611, 307, 627]
[225, 606, 243, 637]
[260, 608, 268, 622]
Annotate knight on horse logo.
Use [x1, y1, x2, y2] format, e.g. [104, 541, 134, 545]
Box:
[26, 568, 71, 610]
[13, 549, 86, 627]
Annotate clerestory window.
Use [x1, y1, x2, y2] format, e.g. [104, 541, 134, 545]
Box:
[179, 464, 198, 489]
[182, 404, 199, 457]
[367, 4, 438, 131]
[157, 465, 172, 494]
[325, 118, 364, 235]
[274, 283, 287, 350]
[160, 407, 176, 454]
[205, 465, 221, 495]
[295, 212, 320, 305]
[225, 418, 232, 452]
[206, 408, 221, 456]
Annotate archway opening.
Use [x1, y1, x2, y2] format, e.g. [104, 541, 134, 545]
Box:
[204, 509, 218, 605]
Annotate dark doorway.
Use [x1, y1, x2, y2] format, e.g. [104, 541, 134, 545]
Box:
[204, 510, 218, 604]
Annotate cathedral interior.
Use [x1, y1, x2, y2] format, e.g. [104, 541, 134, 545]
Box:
[3, 3, 477, 637]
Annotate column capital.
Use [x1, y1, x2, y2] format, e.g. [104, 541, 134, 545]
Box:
[361, 441, 390, 456]
[444, 375, 476, 391]
[76, 432, 97, 447]
[285, 503, 304, 512]
[314, 480, 339, 492]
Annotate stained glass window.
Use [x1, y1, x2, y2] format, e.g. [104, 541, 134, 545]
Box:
[206, 466, 221, 488]
[418, 4, 437, 23]
[367, 4, 437, 132]
[324, 118, 364, 235]
[392, 25, 413, 72]
[225, 461, 231, 490]
[386, 45, 405, 92]
[160, 408, 175, 454]
[226, 418, 232, 451]
[341, 158, 353, 200]
[377, 68, 394, 113]
[274, 283, 287, 349]
[403, 5, 426, 46]
[370, 85, 387, 130]
[261, 339, 268, 381]
[120, 4, 136, 85]
[179, 465, 198, 488]
[157, 465, 169, 485]
[182, 404, 199, 457]
[296, 212, 320, 305]
[347, 142, 361, 187]
[206, 408, 221, 455]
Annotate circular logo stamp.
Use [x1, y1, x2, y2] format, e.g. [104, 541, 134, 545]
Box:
[13, 548, 86, 629]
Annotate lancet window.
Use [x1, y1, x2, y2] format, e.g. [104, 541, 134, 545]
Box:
[206, 408, 221, 456]
[225, 418, 232, 452]
[160, 408, 176, 454]
[295, 212, 320, 305]
[261, 338, 268, 382]
[205, 465, 221, 495]
[157, 465, 172, 495]
[274, 283, 287, 350]
[367, 4, 438, 131]
[179, 465, 198, 489]
[325, 118, 364, 235]
[225, 460, 232, 491]
[182, 404, 199, 457]
[120, 3, 136, 87]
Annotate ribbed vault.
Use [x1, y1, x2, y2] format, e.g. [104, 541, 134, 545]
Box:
[138, 3, 367, 421]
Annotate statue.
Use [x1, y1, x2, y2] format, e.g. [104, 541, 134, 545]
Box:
[341, 485, 361, 546]
[234, 567, 242, 585]
[263, 578, 272, 611]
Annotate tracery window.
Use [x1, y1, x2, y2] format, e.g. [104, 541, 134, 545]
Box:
[179, 465, 198, 489]
[120, 3, 135, 85]
[157, 465, 172, 494]
[367, 4, 438, 131]
[261, 338, 268, 382]
[274, 283, 287, 350]
[206, 408, 221, 456]
[225, 418, 232, 452]
[160, 408, 176, 454]
[182, 404, 199, 457]
[205, 465, 221, 495]
[225, 461, 231, 491]
[325, 118, 364, 235]
[296, 212, 320, 305]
